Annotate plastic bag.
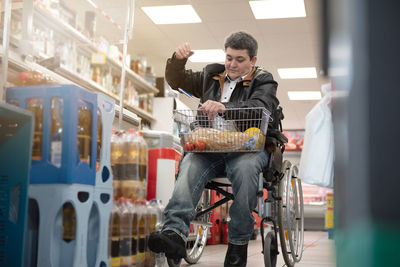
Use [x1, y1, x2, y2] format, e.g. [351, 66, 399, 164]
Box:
[299, 94, 334, 188]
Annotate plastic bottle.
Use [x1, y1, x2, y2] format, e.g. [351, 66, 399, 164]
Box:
[111, 130, 124, 199]
[122, 129, 140, 200]
[62, 203, 76, 245]
[109, 199, 121, 267]
[137, 201, 146, 267]
[93, 66, 102, 85]
[26, 98, 43, 160]
[77, 99, 92, 165]
[118, 198, 132, 267]
[50, 97, 63, 168]
[126, 199, 138, 266]
[145, 202, 157, 267]
[151, 200, 166, 267]
[13, 70, 54, 86]
[62, 202, 76, 242]
[138, 132, 148, 201]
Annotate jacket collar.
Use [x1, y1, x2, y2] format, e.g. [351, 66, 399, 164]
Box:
[212, 66, 256, 87]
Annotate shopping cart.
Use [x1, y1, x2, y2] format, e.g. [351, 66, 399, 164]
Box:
[169, 107, 304, 267]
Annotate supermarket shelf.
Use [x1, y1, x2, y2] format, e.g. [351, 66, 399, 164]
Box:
[54, 66, 156, 122]
[0, 45, 141, 125]
[115, 104, 140, 126]
[32, 4, 159, 95]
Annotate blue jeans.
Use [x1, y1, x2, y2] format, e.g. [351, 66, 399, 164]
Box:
[162, 151, 270, 245]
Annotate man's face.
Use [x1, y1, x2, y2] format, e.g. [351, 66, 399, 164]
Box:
[225, 47, 257, 80]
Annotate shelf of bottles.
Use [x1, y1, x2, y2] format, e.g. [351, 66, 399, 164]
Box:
[2, 0, 158, 124]
[109, 129, 167, 266]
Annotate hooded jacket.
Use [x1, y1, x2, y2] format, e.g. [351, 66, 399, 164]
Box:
[165, 53, 279, 114]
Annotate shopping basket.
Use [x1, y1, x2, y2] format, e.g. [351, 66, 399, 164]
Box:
[173, 107, 271, 152]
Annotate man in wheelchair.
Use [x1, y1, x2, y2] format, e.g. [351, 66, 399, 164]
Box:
[148, 31, 280, 267]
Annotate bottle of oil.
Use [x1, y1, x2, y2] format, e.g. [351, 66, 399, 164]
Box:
[77, 99, 92, 165]
[111, 130, 124, 199]
[26, 98, 43, 160]
[109, 199, 121, 267]
[126, 199, 138, 266]
[151, 200, 166, 267]
[145, 202, 157, 267]
[50, 97, 63, 167]
[62, 202, 76, 242]
[118, 198, 132, 267]
[138, 132, 148, 201]
[137, 201, 146, 267]
[121, 129, 140, 200]
[96, 108, 102, 171]
[92, 67, 102, 85]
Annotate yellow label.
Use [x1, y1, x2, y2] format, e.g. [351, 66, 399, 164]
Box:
[245, 127, 261, 136]
[91, 53, 107, 64]
[245, 127, 264, 147]
[326, 194, 334, 208]
[325, 211, 334, 228]
[110, 257, 120, 267]
[138, 252, 145, 261]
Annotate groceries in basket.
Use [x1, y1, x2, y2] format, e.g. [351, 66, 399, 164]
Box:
[185, 127, 265, 152]
[174, 107, 270, 152]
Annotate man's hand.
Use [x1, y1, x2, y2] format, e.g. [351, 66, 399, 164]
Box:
[199, 100, 226, 120]
[175, 42, 194, 60]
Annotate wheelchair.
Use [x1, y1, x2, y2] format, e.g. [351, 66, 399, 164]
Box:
[170, 107, 304, 267]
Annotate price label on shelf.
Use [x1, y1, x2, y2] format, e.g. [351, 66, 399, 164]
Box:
[91, 53, 107, 65]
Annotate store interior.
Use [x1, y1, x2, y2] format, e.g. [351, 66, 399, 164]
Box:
[1, 0, 338, 267]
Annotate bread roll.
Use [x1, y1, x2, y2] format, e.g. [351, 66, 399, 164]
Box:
[187, 128, 251, 151]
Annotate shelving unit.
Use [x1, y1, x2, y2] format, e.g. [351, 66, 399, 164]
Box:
[1, 0, 158, 125]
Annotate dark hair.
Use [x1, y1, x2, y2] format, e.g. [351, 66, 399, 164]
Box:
[224, 31, 258, 59]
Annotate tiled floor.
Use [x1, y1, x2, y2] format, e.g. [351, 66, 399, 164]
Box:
[180, 231, 336, 267]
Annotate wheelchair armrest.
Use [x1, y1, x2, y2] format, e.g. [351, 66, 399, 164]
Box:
[267, 129, 288, 145]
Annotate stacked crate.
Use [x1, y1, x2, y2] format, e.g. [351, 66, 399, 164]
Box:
[0, 102, 33, 267]
[6, 85, 114, 267]
[92, 93, 115, 267]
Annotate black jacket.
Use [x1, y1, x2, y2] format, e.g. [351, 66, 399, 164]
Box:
[165, 53, 279, 115]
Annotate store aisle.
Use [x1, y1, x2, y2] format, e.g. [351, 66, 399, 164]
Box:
[181, 231, 335, 267]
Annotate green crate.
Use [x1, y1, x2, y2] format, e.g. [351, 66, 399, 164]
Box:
[0, 102, 33, 267]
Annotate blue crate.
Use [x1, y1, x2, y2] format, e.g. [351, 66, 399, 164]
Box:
[27, 184, 94, 267]
[95, 93, 115, 189]
[0, 102, 33, 267]
[6, 84, 98, 185]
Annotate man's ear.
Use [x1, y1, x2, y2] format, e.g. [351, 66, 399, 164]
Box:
[251, 56, 257, 67]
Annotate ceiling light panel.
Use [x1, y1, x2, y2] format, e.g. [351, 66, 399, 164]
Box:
[189, 49, 226, 63]
[141, 5, 201, 24]
[278, 67, 317, 79]
[249, 0, 306, 19]
[288, 91, 321, 100]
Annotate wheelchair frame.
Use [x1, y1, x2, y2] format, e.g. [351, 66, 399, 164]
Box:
[167, 155, 304, 267]
[169, 107, 304, 267]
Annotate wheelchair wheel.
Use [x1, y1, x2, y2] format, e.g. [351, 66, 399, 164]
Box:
[184, 190, 211, 265]
[167, 257, 182, 267]
[277, 161, 304, 267]
[263, 231, 278, 267]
